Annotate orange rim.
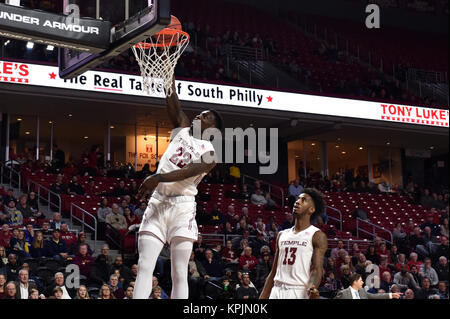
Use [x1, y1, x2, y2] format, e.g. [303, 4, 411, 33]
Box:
[135, 28, 190, 49]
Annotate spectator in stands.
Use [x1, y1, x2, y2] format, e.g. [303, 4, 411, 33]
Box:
[251, 231, 270, 258]
[415, 277, 438, 299]
[67, 176, 85, 195]
[239, 246, 258, 274]
[419, 257, 439, 287]
[108, 274, 124, 299]
[123, 207, 140, 228]
[441, 217, 449, 238]
[404, 288, 415, 299]
[365, 245, 380, 265]
[29, 231, 45, 259]
[420, 213, 441, 236]
[224, 205, 237, 224]
[123, 285, 134, 299]
[0, 246, 7, 272]
[409, 226, 425, 253]
[123, 195, 135, 213]
[221, 221, 235, 237]
[251, 189, 267, 206]
[14, 268, 37, 299]
[331, 240, 346, 260]
[208, 204, 226, 226]
[393, 222, 409, 254]
[52, 144, 65, 170]
[75, 285, 91, 299]
[339, 265, 352, 289]
[435, 256, 448, 283]
[395, 253, 409, 272]
[437, 281, 448, 299]
[222, 239, 238, 264]
[5, 200, 23, 226]
[416, 226, 438, 258]
[113, 180, 130, 197]
[134, 201, 147, 221]
[433, 236, 449, 263]
[111, 256, 132, 285]
[352, 202, 368, 220]
[380, 271, 394, 293]
[288, 178, 303, 208]
[106, 204, 128, 231]
[0, 225, 12, 249]
[10, 229, 31, 259]
[26, 192, 39, 213]
[202, 249, 224, 282]
[89, 254, 111, 287]
[255, 251, 272, 291]
[236, 272, 258, 299]
[393, 264, 420, 292]
[24, 224, 34, 246]
[264, 193, 278, 210]
[378, 243, 391, 263]
[40, 221, 52, 241]
[50, 174, 68, 194]
[408, 252, 422, 270]
[188, 250, 207, 299]
[0, 274, 6, 299]
[240, 207, 251, 224]
[193, 234, 208, 262]
[43, 229, 68, 261]
[98, 284, 115, 299]
[60, 223, 77, 248]
[151, 276, 168, 299]
[5, 253, 20, 281]
[16, 195, 33, 220]
[3, 189, 16, 206]
[3, 281, 18, 299]
[97, 198, 112, 240]
[50, 213, 62, 230]
[281, 213, 294, 230]
[73, 243, 95, 277]
[420, 188, 434, 208]
[45, 272, 74, 299]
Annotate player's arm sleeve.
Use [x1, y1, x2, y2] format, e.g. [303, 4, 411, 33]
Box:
[259, 232, 281, 299]
[309, 230, 328, 289]
[166, 77, 190, 128]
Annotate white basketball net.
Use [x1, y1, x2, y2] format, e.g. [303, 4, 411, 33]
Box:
[132, 30, 189, 97]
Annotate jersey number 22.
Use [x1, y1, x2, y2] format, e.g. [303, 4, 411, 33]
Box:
[169, 147, 192, 168]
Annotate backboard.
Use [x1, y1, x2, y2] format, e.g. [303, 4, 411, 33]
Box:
[58, 0, 171, 79]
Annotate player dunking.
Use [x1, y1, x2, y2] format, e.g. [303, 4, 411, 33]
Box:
[133, 77, 223, 299]
[260, 188, 328, 299]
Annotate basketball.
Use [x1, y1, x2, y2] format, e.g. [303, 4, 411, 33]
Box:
[153, 15, 184, 46]
[167, 15, 182, 30]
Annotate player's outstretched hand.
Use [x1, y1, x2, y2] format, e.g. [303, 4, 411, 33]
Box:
[137, 174, 160, 198]
[308, 285, 320, 299]
[391, 292, 403, 299]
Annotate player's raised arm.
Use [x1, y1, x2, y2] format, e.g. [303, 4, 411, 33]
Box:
[308, 230, 328, 299]
[259, 232, 281, 299]
[166, 76, 190, 128]
[137, 152, 216, 198]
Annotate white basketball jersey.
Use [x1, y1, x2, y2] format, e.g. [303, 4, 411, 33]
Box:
[155, 127, 215, 196]
[274, 225, 320, 287]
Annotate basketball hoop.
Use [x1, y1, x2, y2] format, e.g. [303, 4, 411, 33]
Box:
[132, 17, 190, 97]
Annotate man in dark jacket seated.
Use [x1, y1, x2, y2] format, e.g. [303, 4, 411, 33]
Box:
[43, 229, 69, 261]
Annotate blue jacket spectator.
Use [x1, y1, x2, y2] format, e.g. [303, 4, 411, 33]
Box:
[43, 229, 68, 260]
[201, 249, 224, 281]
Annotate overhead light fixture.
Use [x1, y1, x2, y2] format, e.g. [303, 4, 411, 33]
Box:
[311, 143, 316, 146]
[335, 145, 340, 148]
[49, 121, 53, 124]
[25, 131, 30, 135]
[46, 45, 54, 51]
[359, 146, 364, 150]
[337, 138, 341, 141]
[4, 40, 10, 46]
[84, 136, 89, 139]
[68, 114, 73, 117]
[430, 146, 434, 150]
[17, 118, 22, 121]
[26, 42, 34, 49]
[110, 125, 115, 129]
[386, 142, 390, 146]
[341, 151, 346, 154]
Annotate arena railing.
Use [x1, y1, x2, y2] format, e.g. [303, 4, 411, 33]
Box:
[356, 218, 393, 245]
[326, 206, 343, 231]
[70, 203, 97, 253]
[27, 179, 61, 214]
[242, 174, 285, 207]
[0, 160, 21, 191]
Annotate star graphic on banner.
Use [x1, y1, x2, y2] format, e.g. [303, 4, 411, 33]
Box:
[267, 96, 273, 102]
[49, 72, 57, 80]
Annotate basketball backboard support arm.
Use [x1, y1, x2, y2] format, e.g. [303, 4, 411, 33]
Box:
[58, 0, 170, 79]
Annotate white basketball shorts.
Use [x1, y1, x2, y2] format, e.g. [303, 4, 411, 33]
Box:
[269, 282, 308, 299]
[138, 191, 198, 244]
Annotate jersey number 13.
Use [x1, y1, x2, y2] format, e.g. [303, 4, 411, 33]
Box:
[282, 247, 297, 265]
